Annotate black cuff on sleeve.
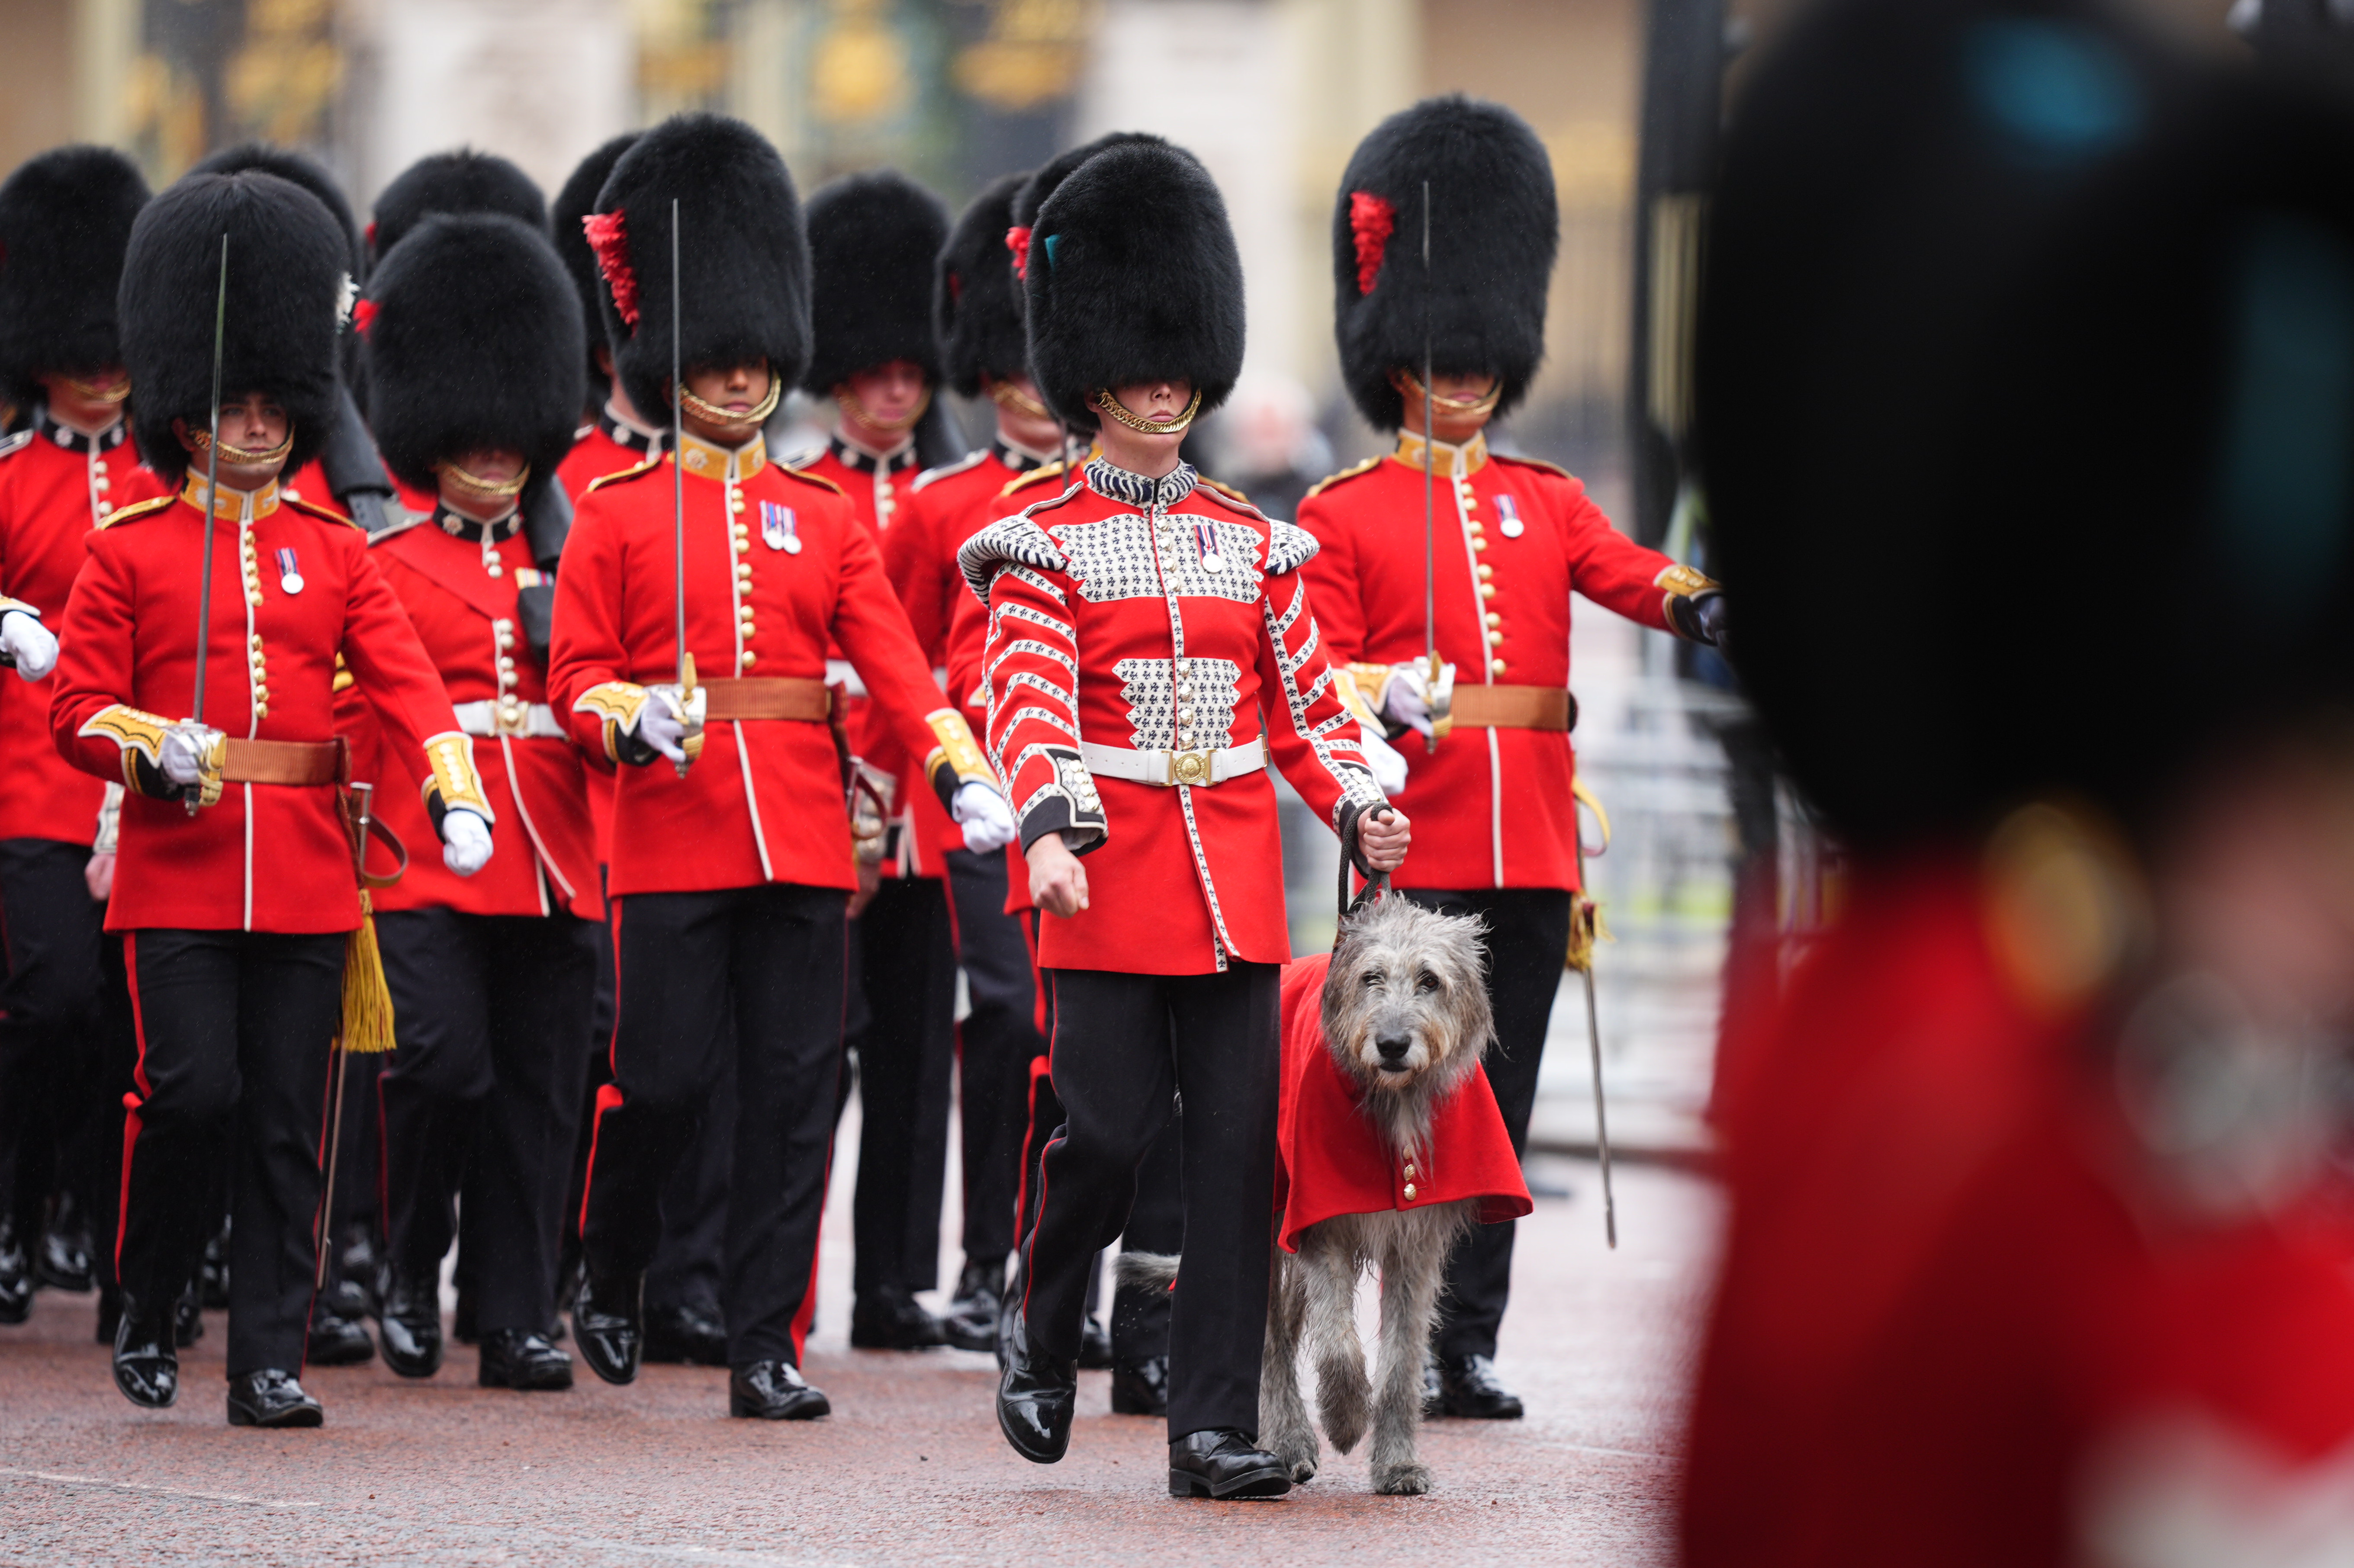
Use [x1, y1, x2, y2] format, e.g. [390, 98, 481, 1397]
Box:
[126, 752, 180, 802]
[611, 723, 661, 769]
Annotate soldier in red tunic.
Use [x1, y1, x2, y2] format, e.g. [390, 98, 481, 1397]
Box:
[553, 133, 662, 501]
[1297, 97, 1726, 1421]
[971, 138, 1409, 1498]
[51, 170, 492, 1427]
[0, 146, 155, 1328]
[549, 114, 1013, 1421]
[353, 211, 599, 1393]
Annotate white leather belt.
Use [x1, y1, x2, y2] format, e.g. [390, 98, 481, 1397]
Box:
[452, 698, 563, 739]
[1079, 738, 1267, 788]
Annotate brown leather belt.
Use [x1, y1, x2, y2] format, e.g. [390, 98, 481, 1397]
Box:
[699, 677, 832, 723]
[1449, 684, 1576, 733]
[219, 736, 349, 787]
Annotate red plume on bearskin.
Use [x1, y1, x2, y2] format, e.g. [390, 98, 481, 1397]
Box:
[1006, 225, 1032, 279]
[582, 210, 638, 329]
[351, 298, 377, 339]
[937, 171, 1030, 398]
[1350, 191, 1394, 296]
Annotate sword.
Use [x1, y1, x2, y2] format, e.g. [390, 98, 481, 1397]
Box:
[670, 197, 697, 778]
[1421, 179, 1441, 750]
[1571, 783, 1617, 1247]
[314, 781, 372, 1290]
[185, 234, 228, 816]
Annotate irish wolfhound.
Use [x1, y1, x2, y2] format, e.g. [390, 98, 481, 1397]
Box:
[1122, 894, 1501, 1496]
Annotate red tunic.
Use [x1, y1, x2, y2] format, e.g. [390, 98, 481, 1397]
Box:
[357, 509, 601, 920]
[0, 415, 164, 845]
[51, 478, 467, 933]
[971, 459, 1386, 974]
[1298, 434, 1700, 892]
[556, 410, 665, 868]
[1272, 949, 1530, 1252]
[548, 431, 970, 897]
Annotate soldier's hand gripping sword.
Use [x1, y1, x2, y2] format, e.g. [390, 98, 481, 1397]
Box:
[668, 196, 704, 778]
[1570, 780, 1618, 1248]
[180, 235, 231, 816]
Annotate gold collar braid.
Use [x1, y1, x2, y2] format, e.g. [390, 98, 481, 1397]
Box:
[434, 458, 531, 502]
[186, 427, 295, 466]
[1396, 369, 1503, 419]
[679, 375, 784, 431]
[987, 379, 1052, 420]
[832, 383, 933, 436]
[1094, 386, 1203, 436]
[61, 374, 130, 405]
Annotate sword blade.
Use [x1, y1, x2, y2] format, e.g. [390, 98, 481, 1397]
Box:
[671, 198, 691, 778]
[187, 234, 228, 816]
[1582, 964, 1617, 1249]
[1421, 179, 1436, 710]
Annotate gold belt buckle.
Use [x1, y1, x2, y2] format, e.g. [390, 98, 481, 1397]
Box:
[1167, 748, 1215, 787]
[494, 696, 531, 737]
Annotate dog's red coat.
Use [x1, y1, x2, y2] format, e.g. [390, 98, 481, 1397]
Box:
[1273, 951, 1531, 1253]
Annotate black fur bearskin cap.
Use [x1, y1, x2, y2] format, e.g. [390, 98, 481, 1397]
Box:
[1007, 132, 1168, 297]
[802, 169, 949, 394]
[192, 143, 364, 277]
[1700, 0, 2354, 851]
[1023, 139, 1244, 433]
[360, 213, 584, 522]
[591, 113, 810, 428]
[1333, 96, 1557, 433]
[553, 132, 640, 400]
[937, 171, 1029, 397]
[0, 146, 150, 408]
[369, 149, 547, 269]
[119, 170, 348, 487]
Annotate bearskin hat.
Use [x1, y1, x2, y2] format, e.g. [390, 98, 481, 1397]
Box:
[1331, 97, 1556, 433]
[553, 132, 640, 399]
[0, 147, 150, 408]
[589, 113, 809, 430]
[801, 170, 948, 394]
[119, 171, 348, 487]
[360, 213, 583, 525]
[192, 144, 363, 278]
[1700, 0, 2354, 849]
[1007, 132, 1168, 291]
[1023, 140, 1244, 433]
[936, 172, 1029, 397]
[369, 149, 546, 269]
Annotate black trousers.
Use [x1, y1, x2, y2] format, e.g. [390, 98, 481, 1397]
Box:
[1024, 963, 1279, 1439]
[582, 884, 846, 1366]
[376, 908, 598, 1334]
[1400, 887, 1571, 1361]
[647, 1013, 733, 1315]
[119, 928, 344, 1376]
[1111, 1110, 1183, 1365]
[942, 846, 1045, 1264]
[0, 839, 107, 1237]
[847, 875, 955, 1294]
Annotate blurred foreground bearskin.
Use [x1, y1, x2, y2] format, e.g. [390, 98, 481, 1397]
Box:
[368, 149, 546, 270]
[0, 146, 149, 408]
[119, 170, 349, 487]
[1022, 139, 1244, 431]
[936, 172, 1029, 397]
[801, 170, 947, 393]
[553, 133, 640, 403]
[1331, 96, 1557, 432]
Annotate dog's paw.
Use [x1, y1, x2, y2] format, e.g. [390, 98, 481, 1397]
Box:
[1372, 1459, 1435, 1496]
[1268, 1427, 1320, 1484]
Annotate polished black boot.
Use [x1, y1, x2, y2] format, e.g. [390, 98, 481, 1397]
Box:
[1110, 1355, 1170, 1417]
[850, 1284, 945, 1350]
[306, 1303, 376, 1366]
[0, 1217, 31, 1324]
[173, 1281, 204, 1346]
[571, 1266, 643, 1386]
[1078, 1313, 1114, 1371]
[728, 1360, 830, 1420]
[477, 1328, 574, 1391]
[1437, 1353, 1524, 1419]
[376, 1269, 444, 1379]
[111, 1290, 178, 1408]
[1168, 1429, 1292, 1499]
[35, 1194, 93, 1292]
[327, 1224, 377, 1323]
[939, 1258, 1003, 1353]
[226, 1369, 323, 1428]
[643, 1301, 729, 1366]
[994, 1308, 1077, 1464]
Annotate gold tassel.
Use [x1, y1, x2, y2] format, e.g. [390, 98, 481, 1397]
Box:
[338, 890, 398, 1054]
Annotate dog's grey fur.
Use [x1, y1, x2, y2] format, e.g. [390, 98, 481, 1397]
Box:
[1121, 895, 1493, 1495]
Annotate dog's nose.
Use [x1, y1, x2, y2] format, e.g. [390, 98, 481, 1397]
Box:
[1375, 1031, 1412, 1065]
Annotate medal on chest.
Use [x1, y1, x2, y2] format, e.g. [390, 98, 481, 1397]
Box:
[1495, 494, 1524, 539]
[275, 546, 305, 594]
[1192, 519, 1225, 574]
[761, 500, 802, 555]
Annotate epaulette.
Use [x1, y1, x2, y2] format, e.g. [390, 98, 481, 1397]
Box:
[586, 456, 663, 494]
[778, 463, 844, 498]
[283, 492, 359, 530]
[911, 449, 987, 493]
[1490, 451, 1573, 481]
[998, 459, 1069, 500]
[1191, 477, 1267, 521]
[1302, 456, 1382, 502]
[364, 508, 430, 546]
[96, 493, 174, 530]
[0, 429, 33, 462]
[1197, 476, 1251, 506]
[780, 446, 823, 470]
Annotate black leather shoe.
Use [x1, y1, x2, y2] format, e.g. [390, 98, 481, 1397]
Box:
[1437, 1353, 1524, 1419]
[995, 1308, 1077, 1464]
[1078, 1313, 1114, 1370]
[173, 1282, 204, 1346]
[111, 1291, 178, 1408]
[198, 1226, 231, 1309]
[226, 1369, 322, 1428]
[0, 1218, 31, 1324]
[376, 1270, 443, 1379]
[329, 1226, 378, 1322]
[478, 1328, 574, 1391]
[571, 1266, 643, 1386]
[728, 1359, 830, 1419]
[1110, 1355, 1170, 1417]
[850, 1285, 945, 1350]
[643, 1301, 729, 1366]
[306, 1305, 375, 1366]
[36, 1196, 93, 1292]
[1168, 1428, 1292, 1499]
[939, 1259, 1003, 1353]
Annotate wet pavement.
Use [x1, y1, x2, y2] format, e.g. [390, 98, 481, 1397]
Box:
[0, 1155, 1716, 1566]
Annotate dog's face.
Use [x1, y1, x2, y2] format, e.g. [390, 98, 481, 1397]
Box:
[1321, 896, 1493, 1097]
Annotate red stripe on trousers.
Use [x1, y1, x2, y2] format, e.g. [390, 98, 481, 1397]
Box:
[577, 895, 625, 1237]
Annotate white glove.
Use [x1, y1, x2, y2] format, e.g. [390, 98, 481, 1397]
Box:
[1357, 727, 1409, 797]
[161, 722, 224, 787]
[953, 780, 1019, 853]
[1382, 659, 1455, 741]
[635, 684, 703, 765]
[441, 807, 493, 877]
[2, 610, 57, 681]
